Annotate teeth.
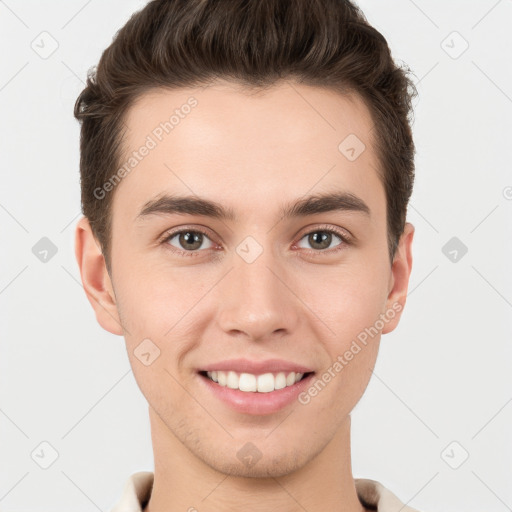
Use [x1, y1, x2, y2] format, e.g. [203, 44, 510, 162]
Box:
[205, 370, 305, 392]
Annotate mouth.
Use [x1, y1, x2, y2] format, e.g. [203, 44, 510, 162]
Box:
[197, 370, 315, 393]
[196, 369, 316, 415]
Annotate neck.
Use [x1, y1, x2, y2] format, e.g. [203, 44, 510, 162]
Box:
[144, 408, 366, 512]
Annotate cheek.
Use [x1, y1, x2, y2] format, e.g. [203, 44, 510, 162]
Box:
[112, 252, 185, 334]
[112, 257, 214, 384]
[301, 259, 389, 341]
[297, 268, 385, 412]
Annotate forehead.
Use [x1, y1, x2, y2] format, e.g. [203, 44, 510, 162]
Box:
[113, 80, 384, 225]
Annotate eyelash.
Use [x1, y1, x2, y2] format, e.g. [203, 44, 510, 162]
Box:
[160, 225, 352, 258]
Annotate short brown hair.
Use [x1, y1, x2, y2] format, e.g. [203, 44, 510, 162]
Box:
[74, 0, 418, 272]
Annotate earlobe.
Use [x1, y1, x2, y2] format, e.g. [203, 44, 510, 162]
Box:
[74, 216, 124, 336]
[381, 222, 415, 335]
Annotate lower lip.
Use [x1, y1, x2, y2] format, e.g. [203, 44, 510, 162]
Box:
[197, 372, 315, 415]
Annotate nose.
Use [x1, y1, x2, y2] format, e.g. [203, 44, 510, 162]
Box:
[215, 242, 300, 341]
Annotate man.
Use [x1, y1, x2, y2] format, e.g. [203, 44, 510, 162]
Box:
[74, 0, 422, 510]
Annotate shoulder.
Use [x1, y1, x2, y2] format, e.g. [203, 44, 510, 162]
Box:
[355, 478, 423, 512]
[110, 472, 153, 512]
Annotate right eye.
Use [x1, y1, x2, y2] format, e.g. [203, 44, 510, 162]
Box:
[161, 228, 216, 257]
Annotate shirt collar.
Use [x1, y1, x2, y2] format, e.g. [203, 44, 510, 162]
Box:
[110, 471, 421, 512]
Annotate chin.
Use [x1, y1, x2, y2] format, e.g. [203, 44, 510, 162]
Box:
[200, 443, 312, 479]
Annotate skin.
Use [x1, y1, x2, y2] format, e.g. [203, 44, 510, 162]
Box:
[75, 80, 414, 512]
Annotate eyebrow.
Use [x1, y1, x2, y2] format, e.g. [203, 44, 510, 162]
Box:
[136, 191, 371, 222]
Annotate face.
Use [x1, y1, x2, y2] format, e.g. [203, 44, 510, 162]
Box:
[76, 80, 414, 478]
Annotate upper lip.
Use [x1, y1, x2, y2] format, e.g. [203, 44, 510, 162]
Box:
[199, 358, 314, 375]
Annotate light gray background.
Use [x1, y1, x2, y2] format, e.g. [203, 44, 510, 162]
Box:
[1, 1, 511, 511]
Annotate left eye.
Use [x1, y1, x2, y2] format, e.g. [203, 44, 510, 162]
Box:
[296, 229, 346, 251]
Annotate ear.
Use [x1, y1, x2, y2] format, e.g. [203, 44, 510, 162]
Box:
[74, 216, 124, 336]
[381, 222, 415, 335]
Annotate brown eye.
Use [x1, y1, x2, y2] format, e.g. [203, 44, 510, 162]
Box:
[308, 231, 334, 250]
[163, 229, 214, 253]
[296, 229, 347, 252]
